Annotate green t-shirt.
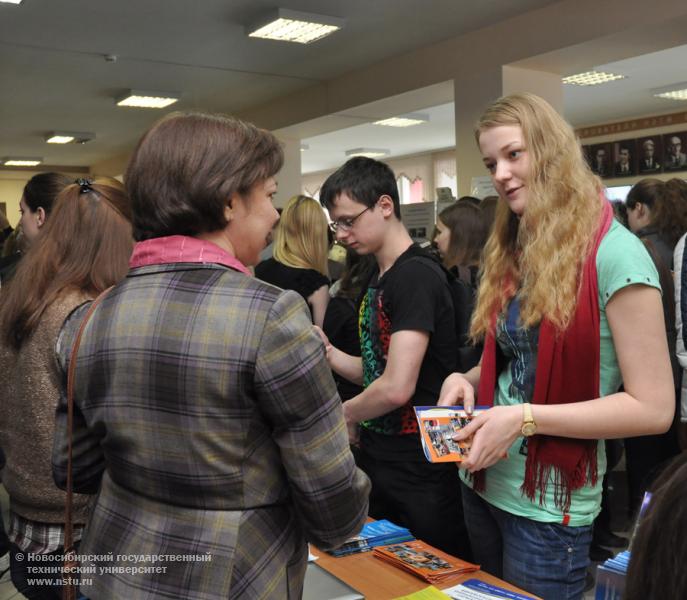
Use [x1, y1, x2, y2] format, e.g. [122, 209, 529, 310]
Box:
[460, 219, 660, 526]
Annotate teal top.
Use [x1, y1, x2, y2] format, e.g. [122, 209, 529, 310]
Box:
[460, 219, 660, 526]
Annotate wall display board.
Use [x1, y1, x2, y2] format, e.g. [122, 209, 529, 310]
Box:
[469, 176, 497, 199]
[605, 185, 633, 203]
[401, 202, 436, 242]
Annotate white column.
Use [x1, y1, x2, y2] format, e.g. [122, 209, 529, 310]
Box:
[274, 136, 301, 209]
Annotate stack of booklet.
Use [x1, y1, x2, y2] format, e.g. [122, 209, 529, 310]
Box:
[594, 550, 630, 600]
[328, 519, 415, 557]
[594, 490, 652, 600]
[373, 541, 479, 584]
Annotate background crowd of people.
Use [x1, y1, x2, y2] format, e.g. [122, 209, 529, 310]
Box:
[0, 94, 686, 600]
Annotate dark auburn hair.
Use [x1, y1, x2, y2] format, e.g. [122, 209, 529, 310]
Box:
[627, 178, 687, 247]
[22, 172, 71, 215]
[319, 157, 401, 219]
[0, 177, 133, 349]
[335, 248, 377, 301]
[625, 453, 687, 600]
[126, 112, 284, 241]
[456, 195, 481, 207]
[437, 201, 488, 268]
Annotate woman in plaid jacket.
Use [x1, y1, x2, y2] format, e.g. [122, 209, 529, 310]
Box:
[52, 113, 370, 599]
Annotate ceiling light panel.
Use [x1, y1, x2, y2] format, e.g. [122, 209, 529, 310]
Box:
[374, 113, 429, 128]
[46, 135, 74, 144]
[116, 90, 179, 108]
[2, 157, 42, 167]
[345, 148, 390, 159]
[562, 71, 626, 86]
[45, 131, 95, 144]
[247, 9, 345, 44]
[0, 1, 24, 4]
[654, 83, 687, 100]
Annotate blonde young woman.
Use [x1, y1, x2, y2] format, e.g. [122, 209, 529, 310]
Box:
[255, 194, 330, 326]
[439, 93, 674, 600]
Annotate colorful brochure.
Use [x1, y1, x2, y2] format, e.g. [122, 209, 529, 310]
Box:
[414, 406, 487, 463]
[328, 519, 415, 557]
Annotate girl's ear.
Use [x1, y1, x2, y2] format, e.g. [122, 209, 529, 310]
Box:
[36, 206, 47, 228]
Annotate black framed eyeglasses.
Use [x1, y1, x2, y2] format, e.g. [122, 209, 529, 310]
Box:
[329, 206, 371, 233]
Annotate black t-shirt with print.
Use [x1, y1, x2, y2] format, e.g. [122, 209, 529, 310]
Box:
[359, 245, 457, 461]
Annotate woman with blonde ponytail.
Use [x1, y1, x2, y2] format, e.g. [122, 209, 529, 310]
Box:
[439, 93, 674, 600]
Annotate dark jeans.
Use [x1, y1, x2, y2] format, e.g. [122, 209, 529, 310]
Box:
[355, 450, 472, 561]
[461, 483, 592, 600]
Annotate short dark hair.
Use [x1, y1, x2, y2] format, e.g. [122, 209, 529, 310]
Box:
[126, 112, 283, 241]
[22, 172, 71, 215]
[319, 157, 401, 219]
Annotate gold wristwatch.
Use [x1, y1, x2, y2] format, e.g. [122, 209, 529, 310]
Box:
[521, 403, 537, 437]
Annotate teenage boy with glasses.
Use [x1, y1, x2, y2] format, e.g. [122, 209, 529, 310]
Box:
[318, 157, 471, 560]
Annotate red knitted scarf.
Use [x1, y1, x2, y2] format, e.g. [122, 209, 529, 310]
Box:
[475, 200, 613, 513]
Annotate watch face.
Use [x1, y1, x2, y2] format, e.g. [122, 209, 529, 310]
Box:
[521, 422, 537, 437]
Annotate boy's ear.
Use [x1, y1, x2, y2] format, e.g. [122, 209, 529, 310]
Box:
[378, 194, 395, 216]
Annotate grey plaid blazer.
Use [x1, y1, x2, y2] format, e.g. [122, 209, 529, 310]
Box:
[53, 262, 370, 599]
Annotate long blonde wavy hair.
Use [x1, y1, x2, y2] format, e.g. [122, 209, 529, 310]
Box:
[470, 93, 604, 339]
[273, 194, 329, 277]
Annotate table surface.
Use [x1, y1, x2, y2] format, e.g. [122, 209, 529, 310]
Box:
[311, 544, 541, 600]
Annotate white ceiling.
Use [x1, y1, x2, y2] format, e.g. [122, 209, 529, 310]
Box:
[0, 0, 558, 168]
[300, 43, 687, 174]
[301, 102, 457, 173]
[2, 1, 687, 174]
[563, 43, 687, 125]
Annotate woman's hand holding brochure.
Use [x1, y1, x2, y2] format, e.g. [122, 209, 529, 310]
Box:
[437, 372, 518, 472]
[455, 405, 521, 473]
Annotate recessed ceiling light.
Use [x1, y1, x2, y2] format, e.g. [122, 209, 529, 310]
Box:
[2, 157, 43, 167]
[45, 131, 95, 144]
[345, 148, 390, 159]
[653, 87, 687, 101]
[46, 135, 74, 144]
[115, 90, 180, 108]
[562, 71, 626, 86]
[247, 8, 345, 44]
[373, 113, 429, 128]
[0, 1, 24, 4]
